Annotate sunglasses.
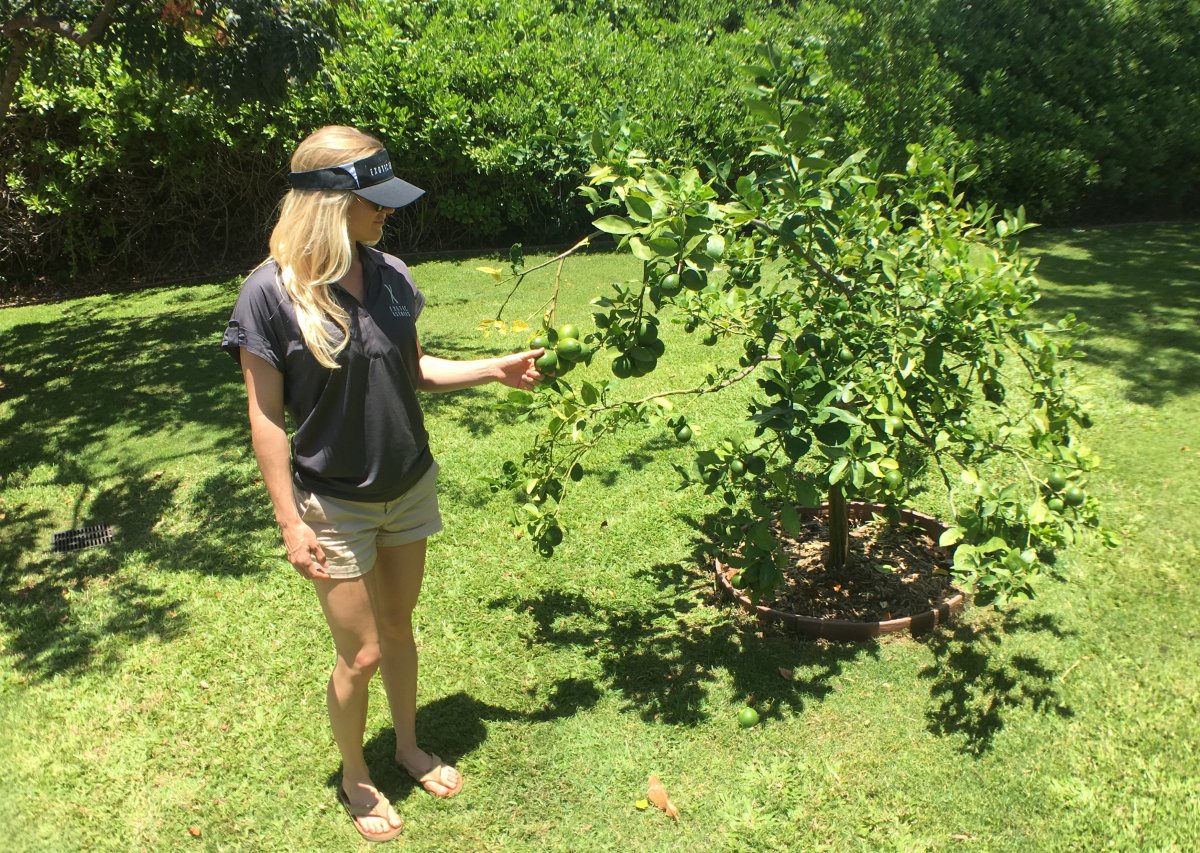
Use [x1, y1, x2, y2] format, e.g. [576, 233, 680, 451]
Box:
[355, 196, 391, 213]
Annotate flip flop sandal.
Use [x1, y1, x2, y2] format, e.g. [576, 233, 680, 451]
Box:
[337, 786, 404, 843]
[400, 753, 464, 799]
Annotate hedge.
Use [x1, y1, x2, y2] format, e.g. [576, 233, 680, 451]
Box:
[1, 0, 1196, 293]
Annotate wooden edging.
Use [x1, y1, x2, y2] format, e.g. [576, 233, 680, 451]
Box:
[715, 502, 967, 641]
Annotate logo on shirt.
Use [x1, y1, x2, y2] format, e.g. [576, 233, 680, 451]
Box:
[382, 281, 411, 318]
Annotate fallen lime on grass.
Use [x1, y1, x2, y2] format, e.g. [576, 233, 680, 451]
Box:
[737, 707, 759, 728]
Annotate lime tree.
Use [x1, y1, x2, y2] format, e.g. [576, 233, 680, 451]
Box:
[488, 43, 1109, 604]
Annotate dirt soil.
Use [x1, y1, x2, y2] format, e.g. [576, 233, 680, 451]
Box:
[731, 512, 960, 622]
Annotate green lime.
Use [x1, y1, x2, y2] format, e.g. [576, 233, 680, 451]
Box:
[535, 351, 558, 373]
[1048, 497, 1065, 512]
[730, 458, 747, 476]
[737, 707, 759, 728]
[530, 334, 551, 351]
[556, 323, 580, 341]
[1047, 471, 1067, 492]
[681, 268, 706, 291]
[884, 470, 903, 490]
[838, 347, 854, 365]
[702, 332, 719, 346]
[569, 462, 584, 482]
[1063, 486, 1086, 507]
[612, 355, 634, 378]
[545, 525, 563, 546]
[660, 273, 682, 295]
[556, 337, 582, 360]
[675, 425, 693, 443]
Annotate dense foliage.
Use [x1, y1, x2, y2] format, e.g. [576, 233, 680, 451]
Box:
[1, 0, 1197, 292]
[493, 43, 1109, 605]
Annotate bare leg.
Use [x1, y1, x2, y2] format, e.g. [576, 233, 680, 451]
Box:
[312, 575, 403, 835]
[371, 539, 463, 796]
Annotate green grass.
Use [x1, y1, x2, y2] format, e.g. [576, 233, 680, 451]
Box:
[1, 223, 1197, 851]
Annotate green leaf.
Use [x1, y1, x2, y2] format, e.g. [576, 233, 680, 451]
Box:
[629, 236, 657, 262]
[820, 407, 864, 426]
[780, 504, 802, 536]
[938, 527, 963, 547]
[646, 236, 679, 257]
[627, 195, 654, 223]
[594, 215, 636, 235]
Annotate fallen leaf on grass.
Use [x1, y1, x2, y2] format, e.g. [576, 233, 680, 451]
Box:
[647, 774, 680, 822]
[635, 798, 649, 810]
[949, 833, 976, 841]
[188, 826, 202, 837]
[778, 667, 794, 680]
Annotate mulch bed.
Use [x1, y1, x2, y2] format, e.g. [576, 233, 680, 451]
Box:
[745, 512, 958, 622]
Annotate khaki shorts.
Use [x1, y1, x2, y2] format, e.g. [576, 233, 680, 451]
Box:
[293, 461, 443, 579]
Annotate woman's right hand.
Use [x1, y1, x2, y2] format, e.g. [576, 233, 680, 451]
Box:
[281, 520, 331, 580]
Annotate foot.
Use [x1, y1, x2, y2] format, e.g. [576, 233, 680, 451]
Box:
[338, 781, 404, 842]
[396, 748, 463, 798]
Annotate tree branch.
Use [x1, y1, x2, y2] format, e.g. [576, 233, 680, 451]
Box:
[1, 0, 123, 120]
[751, 218, 854, 299]
[0, 33, 29, 123]
[494, 231, 600, 321]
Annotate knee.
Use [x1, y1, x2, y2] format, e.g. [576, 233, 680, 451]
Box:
[338, 643, 382, 681]
[375, 611, 415, 645]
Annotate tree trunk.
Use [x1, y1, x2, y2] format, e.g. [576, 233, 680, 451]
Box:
[827, 483, 850, 569]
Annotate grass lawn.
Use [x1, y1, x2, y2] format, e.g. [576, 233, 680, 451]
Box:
[1, 222, 1197, 851]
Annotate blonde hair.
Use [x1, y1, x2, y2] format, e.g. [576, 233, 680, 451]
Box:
[268, 125, 384, 368]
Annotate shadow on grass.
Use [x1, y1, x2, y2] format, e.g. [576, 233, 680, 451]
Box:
[415, 331, 535, 439]
[488, 540, 877, 728]
[0, 295, 246, 477]
[1029, 223, 1200, 407]
[348, 680, 606, 797]
[0, 458, 281, 681]
[0, 469, 187, 679]
[0, 288, 289, 678]
[918, 609, 1075, 756]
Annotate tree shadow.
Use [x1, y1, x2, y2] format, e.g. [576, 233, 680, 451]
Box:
[918, 608, 1075, 756]
[0, 291, 287, 680]
[0, 294, 246, 478]
[488, 539, 877, 728]
[1028, 223, 1200, 407]
[0, 468, 187, 679]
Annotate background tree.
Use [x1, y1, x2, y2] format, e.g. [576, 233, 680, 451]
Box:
[0, 1, 338, 124]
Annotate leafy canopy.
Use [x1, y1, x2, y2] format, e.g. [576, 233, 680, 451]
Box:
[489, 42, 1108, 606]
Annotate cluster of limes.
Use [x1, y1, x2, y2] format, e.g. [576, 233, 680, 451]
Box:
[653, 267, 709, 300]
[531, 323, 586, 377]
[696, 452, 765, 487]
[1044, 470, 1086, 512]
[610, 318, 665, 378]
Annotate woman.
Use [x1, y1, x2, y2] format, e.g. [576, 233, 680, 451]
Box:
[221, 125, 542, 842]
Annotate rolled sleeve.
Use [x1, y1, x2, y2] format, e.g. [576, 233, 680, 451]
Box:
[221, 264, 289, 370]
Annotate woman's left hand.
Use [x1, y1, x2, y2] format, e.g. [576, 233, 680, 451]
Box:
[495, 348, 545, 390]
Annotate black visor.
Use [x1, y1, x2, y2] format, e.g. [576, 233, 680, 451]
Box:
[288, 149, 425, 209]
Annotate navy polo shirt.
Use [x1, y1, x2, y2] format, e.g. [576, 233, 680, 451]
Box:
[221, 246, 433, 502]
